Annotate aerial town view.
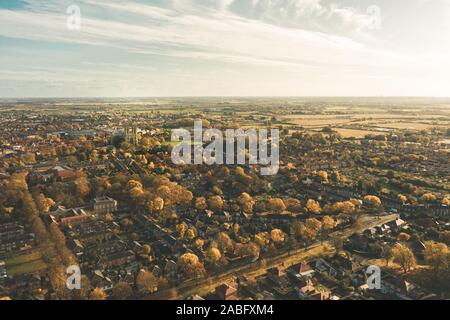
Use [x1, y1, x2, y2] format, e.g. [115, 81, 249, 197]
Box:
[0, 0, 450, 309]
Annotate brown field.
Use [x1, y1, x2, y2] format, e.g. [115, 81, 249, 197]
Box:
[283, 117, 352, 127]
[334, 128, 388, 138]
[282, 112, 449, 132]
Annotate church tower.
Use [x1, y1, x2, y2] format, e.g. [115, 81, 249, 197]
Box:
[124, 126, 140, 145]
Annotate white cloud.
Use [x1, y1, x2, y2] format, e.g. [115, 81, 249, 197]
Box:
[1, 0, 450, 96]
[0, 0, 393, 69]
[0, 3, 370, 65]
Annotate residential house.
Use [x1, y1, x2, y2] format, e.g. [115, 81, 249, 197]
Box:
[215, 283, 238, 300]
[91, 270, 114, 291]
[99, 250, 135, 268]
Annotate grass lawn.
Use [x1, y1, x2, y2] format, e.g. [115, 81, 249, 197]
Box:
[163, 140, 201, 147]
[163, 140, 180, 147]
[5, 251, 47, 276]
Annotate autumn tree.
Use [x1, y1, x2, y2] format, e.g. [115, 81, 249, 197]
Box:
[290, 221, 304, 238]
[110, 282, 133, 300]
[206, 247, 222, 266]
[398, 232, 411, 242]
[173, 185, 193, 207]
[391, 243, 416, 273]
[22, 152, 36, 164]
[6, 172, 28, 192]
[35, 193, 55, 213]
[363, 195, 382, 208]
[178, 253, 206, 278]
[72, 275, 91, 300]
[254, 200, 267, 213]
[212, 185, 223, 196]
[151, 178, 193, 208]
[186, 227, 197, 240]
[236, 193, 255, 213]
[216, 232, 234, 253]
[20, 192, 39, 221]
[420, 193, 437, 204]
[306, 199, 321, 215]
[90, 287, 107, 300]
[129, 187, 144, 200]
[141, 244, 152, 255]
[424, 241, 449, 279]
[283, 198, 302, 213]
[235, 242, 260, 259]
[195, 197, 207, 210]
[147, 196, 164, 213]
[321, 215, 336, 240]
[74, 172, 90, 198]
[49, 222, 75, 266]
[305, 218, 322, 234]
[49, 223, 66, 246]
[230, 223, 239, 238]
[267, 198, 286, 214]
[120, 218, 133, 228]
[136, 270, 158, 294]
[350, 198, 362, 210]
[176, 223, 187, 239]
[398, 194, 408, 204]
[194, 238, 205, 251]
[442, 197, 450, 206]
[270, 229, 286, 243]
[381, 244, 392, 266]
[334, 201, 356, 216]
[156, 184, 171, 199]
[331, 170, 341, 182]
[254, 232, 270, 248]
[140, 137, 160, 150]
[317, 171, 329, 184]
[291, 221, 317, 244]
[126, 180, 143, 191]
[48, 264, 72, 300]
[208, 195, 223, 212]
[363, 195, 382, 215]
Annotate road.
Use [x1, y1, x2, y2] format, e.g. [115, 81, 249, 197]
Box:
[147, 213, 398, 300]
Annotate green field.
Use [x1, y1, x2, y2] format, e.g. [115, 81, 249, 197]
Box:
[5, 252, 47, 276]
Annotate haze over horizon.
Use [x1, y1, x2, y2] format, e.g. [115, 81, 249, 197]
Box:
[1, 0, 450, 98]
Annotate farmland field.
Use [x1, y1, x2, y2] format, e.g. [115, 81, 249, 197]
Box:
[334, 128, 388, 138]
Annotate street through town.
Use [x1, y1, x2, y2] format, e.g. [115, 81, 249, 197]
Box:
[147, 214, 399, 300]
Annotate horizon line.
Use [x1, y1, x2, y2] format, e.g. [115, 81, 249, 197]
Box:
[1, 95, 450, 100]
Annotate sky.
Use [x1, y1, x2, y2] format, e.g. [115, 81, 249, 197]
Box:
[1, 0, 450, 97]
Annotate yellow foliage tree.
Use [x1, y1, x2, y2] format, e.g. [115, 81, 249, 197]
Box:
[195, 197, 207, 210]
[270, 229, 285, 243]
[267, 198, 286, 213]
[391, 243, 416, 273]
[306, 199, 321, 214]
[90, 287, 107, 300]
